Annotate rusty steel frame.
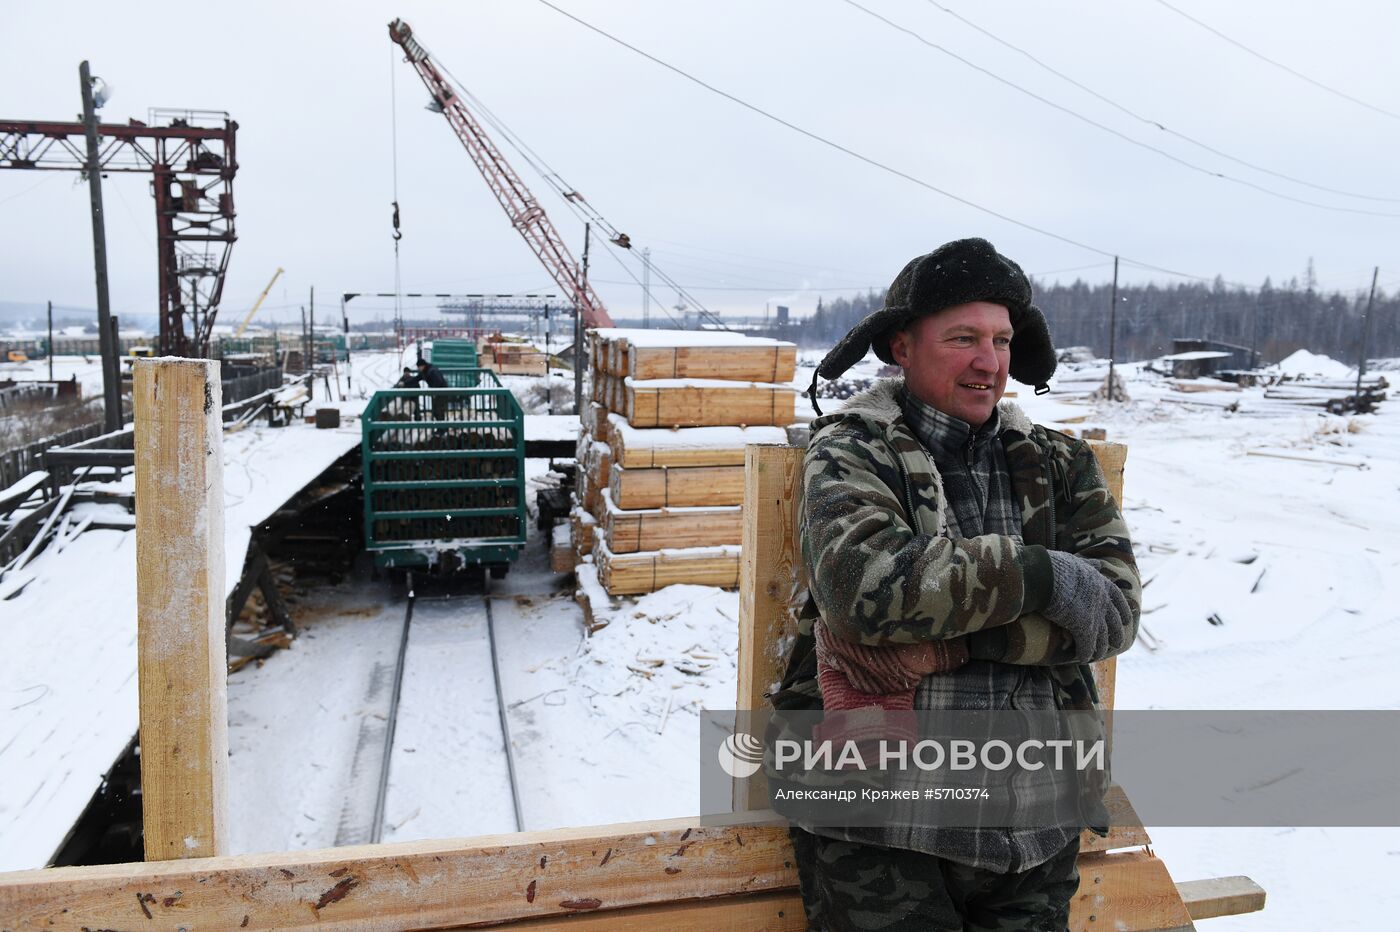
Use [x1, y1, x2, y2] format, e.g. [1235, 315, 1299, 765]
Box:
[0, 110, 238, 357]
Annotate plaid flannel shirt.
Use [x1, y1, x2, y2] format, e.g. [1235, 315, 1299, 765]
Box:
[830, 391, 1079, 873]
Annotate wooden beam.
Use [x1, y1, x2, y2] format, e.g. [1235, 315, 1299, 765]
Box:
[133, 358, 228, 861]
[0, 816, 797, 929]
[505, 890, 806, 931]
[1177, 876, 1267, 921]
[1071, 850, 1197, 931]
[1087, 440, 1127, 718]
[735, 445, 803, 812]
[0, 813, 1261, 930]
[1081, 783, 1151, 852]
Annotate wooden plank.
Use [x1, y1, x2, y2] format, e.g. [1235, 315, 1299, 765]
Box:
[1087, 440, 1127, 719]
[133, 358, 229, 861]
[628, 343, 798, 383]
[0, 811, 1259, 930]
[626, 382, 798, 429]
[0, 470, 48, 514]
[735, 445, 803, 812]
[609, 464, 745, 509]
[609, 420, 789, 469]
[1177, 875, 1266, 921]
[506, 890, 807, 930]
[602, 498, 742, 554]
[1071, 850, 1196, 931]
[596, 542, 740, 595]
[0, 816, 797, 930]
[8, 466, 88, 572]
[1080, 783, 1152, 852]
[571, 508, 597, 558]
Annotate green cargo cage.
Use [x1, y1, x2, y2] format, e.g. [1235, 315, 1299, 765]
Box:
[428, 337, 478, 369]
[438, 366, 494, 388]
[361, 373, 527, 573]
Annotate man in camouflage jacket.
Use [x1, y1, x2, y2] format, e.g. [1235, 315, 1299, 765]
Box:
[781, 238, 1141, 931]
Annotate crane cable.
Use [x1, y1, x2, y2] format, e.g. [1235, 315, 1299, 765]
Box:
[390, 45, 405, 352]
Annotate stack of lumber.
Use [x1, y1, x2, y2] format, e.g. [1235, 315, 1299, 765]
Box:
[479, 335, 547, 376]
[573, 329, 797, 597]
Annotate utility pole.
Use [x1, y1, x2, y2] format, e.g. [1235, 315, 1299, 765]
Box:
[1250, 294, 1261, 367]
[108, 316, 124, 427]
[308, 286, 315, 402]
[642, 247, 651, 329]
[47, 300, 54, 382]
[80, 60, 122, 433]
[545, 303, 553, 416]
[574, 223, 590, 415]
[340, 292, 352, 394]
[1107, 256, 1119, 402]
[1356, 266, 1378, 407]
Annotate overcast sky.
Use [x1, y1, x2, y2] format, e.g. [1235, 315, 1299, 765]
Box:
[3, 0, 1399, 329]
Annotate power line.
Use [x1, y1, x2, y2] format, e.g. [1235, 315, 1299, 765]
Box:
[646, 236, 889, 279]
[592, 279, 877, 292]
[1151, 0, 1400, 123]
[531, 0, 1258, 286]
[433, 56, 729, 328]
[919, 0, 1400, 204]
[839, 0, 1400, 217]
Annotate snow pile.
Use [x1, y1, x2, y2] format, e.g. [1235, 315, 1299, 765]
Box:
[1274, 349, 1353, 379]
[490, 583, 739, 832]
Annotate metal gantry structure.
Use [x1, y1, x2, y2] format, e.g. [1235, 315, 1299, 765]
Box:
[0, 109, 238, 357]
[387, 19, 615, 329]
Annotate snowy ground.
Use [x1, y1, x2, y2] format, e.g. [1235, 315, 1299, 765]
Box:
[4, 346, 1396, 927]
[0, 352, 408, 871]
[1024, 363, 1400, 930]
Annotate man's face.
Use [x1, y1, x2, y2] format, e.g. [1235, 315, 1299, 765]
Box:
[887, 301, 1012, 428]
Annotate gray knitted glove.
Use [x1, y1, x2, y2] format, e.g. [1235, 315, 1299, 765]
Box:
[1043, 551, 1132, 663]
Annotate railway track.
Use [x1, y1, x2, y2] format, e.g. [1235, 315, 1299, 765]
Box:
[335, 573, 524, 845]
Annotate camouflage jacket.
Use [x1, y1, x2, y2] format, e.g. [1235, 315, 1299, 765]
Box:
[783, 378, 1141, 718]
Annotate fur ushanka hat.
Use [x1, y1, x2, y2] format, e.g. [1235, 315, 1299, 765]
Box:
[809, 238, 1057, 413]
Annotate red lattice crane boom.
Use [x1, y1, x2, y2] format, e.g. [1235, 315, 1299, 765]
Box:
[388, 19, 614, 329]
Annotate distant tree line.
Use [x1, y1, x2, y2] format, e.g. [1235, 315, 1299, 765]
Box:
[793, 276, 1399, 366]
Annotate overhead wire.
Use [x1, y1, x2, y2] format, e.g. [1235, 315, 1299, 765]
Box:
[0, 172, 58, 208]
[647, 236, 889, 280]
[529, 0, 1308, 287]
[590, 280, 879, 292]
[433, 56, 722, 327]
[920, 0, 1400, 203]
[1151, 0, 1400, 123]
[838, 0, 1400, 218]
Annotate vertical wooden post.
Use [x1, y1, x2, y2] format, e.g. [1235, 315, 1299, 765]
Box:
[735, 444, 803, 812]
[1087, 440, 1127, 715]
[134, 358, 228, 859]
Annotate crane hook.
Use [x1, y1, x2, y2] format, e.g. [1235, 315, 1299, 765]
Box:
[391, 200, 403, 241]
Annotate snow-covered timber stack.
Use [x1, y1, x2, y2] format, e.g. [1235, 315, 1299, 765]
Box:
[572, 329, 797, 596]
[478, 335, 547, 376]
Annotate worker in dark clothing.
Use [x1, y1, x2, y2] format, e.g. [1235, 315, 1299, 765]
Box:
[393, 367, 420, 388]
[416, 356, 448, 388]
[417, 356, 449, 419]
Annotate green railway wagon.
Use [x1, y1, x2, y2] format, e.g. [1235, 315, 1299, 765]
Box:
[438, 366, 495, 388]
[428, 338, 478, 369]
[361, 376, 526, 575]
